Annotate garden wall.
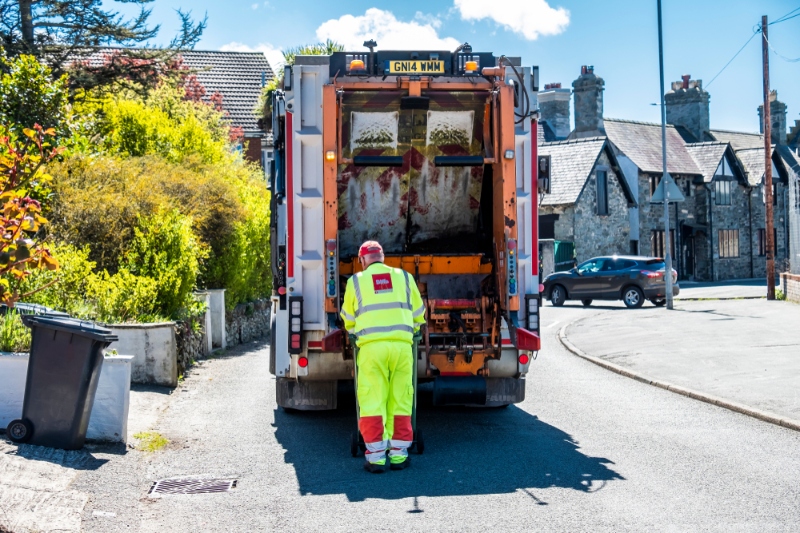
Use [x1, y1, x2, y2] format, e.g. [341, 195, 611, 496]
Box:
[226, 299, 271, 346]
[780, 273, 800, 304]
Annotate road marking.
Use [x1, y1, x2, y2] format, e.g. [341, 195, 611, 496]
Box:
[546, 321, 560, 329]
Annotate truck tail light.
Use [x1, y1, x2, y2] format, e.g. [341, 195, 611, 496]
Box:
[507, 239, 518, 297]
[288, 296, 303, 354]
[326, 239, 338, 298]
[298, 356, 308, 368]
[518, 353, 530, 365]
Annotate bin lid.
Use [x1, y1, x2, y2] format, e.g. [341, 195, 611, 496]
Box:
[21, 315, 119, 342]
[0, 303, 71, 317]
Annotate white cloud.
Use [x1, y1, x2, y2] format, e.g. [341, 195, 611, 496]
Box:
[316, 8, 460, 51]
[454, 0, 569, 40]
[251, 3, 258, 9]
[220, 42, 285, 72]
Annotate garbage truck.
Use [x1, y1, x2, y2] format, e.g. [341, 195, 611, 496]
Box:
[268, 44, 542, 410]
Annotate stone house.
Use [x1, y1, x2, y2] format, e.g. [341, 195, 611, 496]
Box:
[775, 145, 800, 274]
[537, 137, 636, 263]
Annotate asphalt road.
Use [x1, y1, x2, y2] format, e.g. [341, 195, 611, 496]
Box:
[68, 303, 800, 532]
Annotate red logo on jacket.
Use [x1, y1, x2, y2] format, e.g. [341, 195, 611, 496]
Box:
[372, 273, 394, 294]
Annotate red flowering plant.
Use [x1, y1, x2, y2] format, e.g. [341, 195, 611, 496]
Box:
[0, 124, 61, 306]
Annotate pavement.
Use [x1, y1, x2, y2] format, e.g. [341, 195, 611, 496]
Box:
[560, 279, 800, 427]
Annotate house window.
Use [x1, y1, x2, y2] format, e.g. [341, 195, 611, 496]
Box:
[758, 228, 778, 257]
[715, 179, 732, 205]
[714, 155, 735, 206]
[795, 179, 800, 211]
[683, 178, 693, 198]
[718, 229, 739, 258]
[649, 176, 661, 199]
[651, 229, 674, 258]
[596, 170, 608, 215]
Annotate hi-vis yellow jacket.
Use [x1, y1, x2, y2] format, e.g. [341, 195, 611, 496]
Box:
[341, 262, 426, 347]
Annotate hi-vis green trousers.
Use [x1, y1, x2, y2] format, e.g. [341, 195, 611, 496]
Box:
[357, 340, 414, 465]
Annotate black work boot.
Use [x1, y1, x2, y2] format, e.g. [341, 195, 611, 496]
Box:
[363, 461, 387, 474]
[390, 457, 410, 471]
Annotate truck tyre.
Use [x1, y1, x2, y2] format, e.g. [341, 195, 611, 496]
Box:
[623, 286, 645, 308]
[550, 285, 566, 306]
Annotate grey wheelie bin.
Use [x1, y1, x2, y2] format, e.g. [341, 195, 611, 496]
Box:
[5, 316, 118, 450]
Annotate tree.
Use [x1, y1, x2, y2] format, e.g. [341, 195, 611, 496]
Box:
[0, 123, 60, 306]
[0, 52, 68, 137]
[0, 0, 206, 92]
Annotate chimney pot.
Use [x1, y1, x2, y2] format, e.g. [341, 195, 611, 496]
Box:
[681, 74, 690, 89]
[581, 65, 587, 75]
[588, 66, 594, 73]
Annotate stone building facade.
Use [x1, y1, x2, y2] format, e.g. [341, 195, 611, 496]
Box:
[538, 138, 636, 263]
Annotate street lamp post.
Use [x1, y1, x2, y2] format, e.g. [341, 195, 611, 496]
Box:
[657, 0, 674, 310]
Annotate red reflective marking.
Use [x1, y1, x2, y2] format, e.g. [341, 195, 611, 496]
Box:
[516, 327, 541, 351]
[501, 339, 512, 345]
[439, 372, 473, 376]
[298, 356, 308, 368]
[430, 299, 478, 309]
[531, 119, 539, 277]
[392, 415, 413, 441]
[518, 353, 530, 365]
[307, 341, 322, 349]
[359, 415, 385, 443]
[287, 112, 295, 279]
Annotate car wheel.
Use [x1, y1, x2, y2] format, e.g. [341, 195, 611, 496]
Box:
[550, 285, 566, 306]
[622, 286, 645, 308]
[581, 299, 593, 307]
[650, 298, 667, 307]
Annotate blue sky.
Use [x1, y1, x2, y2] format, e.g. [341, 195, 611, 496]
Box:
[115, 1, 799, 134]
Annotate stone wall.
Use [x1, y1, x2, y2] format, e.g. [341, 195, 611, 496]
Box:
[780, 273, 800, 303]
[790, 166, 800, 275]
[175, 319, 205, 375]
[572, 151, 630, 262]
[226, 298, 271, 346]
[665, 79, 710, 142]
[572, 67, 605, 138]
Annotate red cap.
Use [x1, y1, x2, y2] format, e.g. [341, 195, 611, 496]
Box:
[358, 241, 383, 257]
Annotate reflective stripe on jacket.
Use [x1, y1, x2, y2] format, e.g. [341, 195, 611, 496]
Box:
[340, 262, 426, 347]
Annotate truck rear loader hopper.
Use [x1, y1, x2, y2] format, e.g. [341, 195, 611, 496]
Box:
[268, 46, 542, 410]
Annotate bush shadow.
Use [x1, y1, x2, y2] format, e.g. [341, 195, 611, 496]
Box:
[273, 390, 624, 502]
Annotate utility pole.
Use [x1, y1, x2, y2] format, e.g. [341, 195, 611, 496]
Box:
[762, 15, 776, 300]
[657, 0, 674, 309]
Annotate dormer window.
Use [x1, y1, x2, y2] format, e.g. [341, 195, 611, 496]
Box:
[714, 155, 735, 206]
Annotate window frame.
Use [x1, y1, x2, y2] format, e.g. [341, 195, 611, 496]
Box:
[596, 168, 609, 216]
[718, 229, 740, 258]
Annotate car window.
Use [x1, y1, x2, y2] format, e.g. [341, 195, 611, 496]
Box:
[600, 259, 618, 272]
[578, 260, 598, 273]
[617, 259, 636, 270]
[645, 260, 666, 270]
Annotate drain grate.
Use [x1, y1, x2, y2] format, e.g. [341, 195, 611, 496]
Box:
[149, 477, 237, 495]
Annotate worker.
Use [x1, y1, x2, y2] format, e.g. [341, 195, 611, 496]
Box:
[341, 240, 426, 473]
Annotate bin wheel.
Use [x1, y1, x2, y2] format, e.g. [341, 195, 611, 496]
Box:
[6, 419, 32, 444]
[350, 431, 361, 457]
[414, 429, 425, 455]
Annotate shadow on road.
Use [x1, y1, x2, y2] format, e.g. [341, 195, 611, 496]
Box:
[273, 391, 624, 502]
[1, 440, 114, 471]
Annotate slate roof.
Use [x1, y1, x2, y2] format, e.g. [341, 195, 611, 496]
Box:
[538, 137, 635, 206]
[73, 48, 274, 135]
[708, 129, 764, 150]
[603, 118, 702, 176]
[685, 142, 730, 183]
[735, 147, 771, 186]
[776, 144, 800, 178]
[180, 51, 273, 135]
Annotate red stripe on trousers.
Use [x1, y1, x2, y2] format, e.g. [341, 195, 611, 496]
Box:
[392, 415, 413, 441]
[359, 415, 384, 444]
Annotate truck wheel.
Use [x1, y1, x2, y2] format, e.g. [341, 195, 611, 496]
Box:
[6, 419, 32, 444]
[350, 431, 360, 457]
[550, 285, 566, 307]
[414, 429, 425, 455]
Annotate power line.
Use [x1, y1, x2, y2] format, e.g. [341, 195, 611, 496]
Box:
[706, 31, 758, 88]
[764, 34, 800, 62]
[769, 6, 800, 25]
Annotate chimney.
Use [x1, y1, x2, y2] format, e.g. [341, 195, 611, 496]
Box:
[538, 82, 571, 140]
[758, 90, 787, 145]
[572, 65, 605, 138]
[664, 75, 710, 141]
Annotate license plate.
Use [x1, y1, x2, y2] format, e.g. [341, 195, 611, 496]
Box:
[386, 60, 445, 75]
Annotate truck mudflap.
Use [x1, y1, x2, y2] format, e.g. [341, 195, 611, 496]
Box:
[276, 379, 337, 410]
[432, 376, 525, 406]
